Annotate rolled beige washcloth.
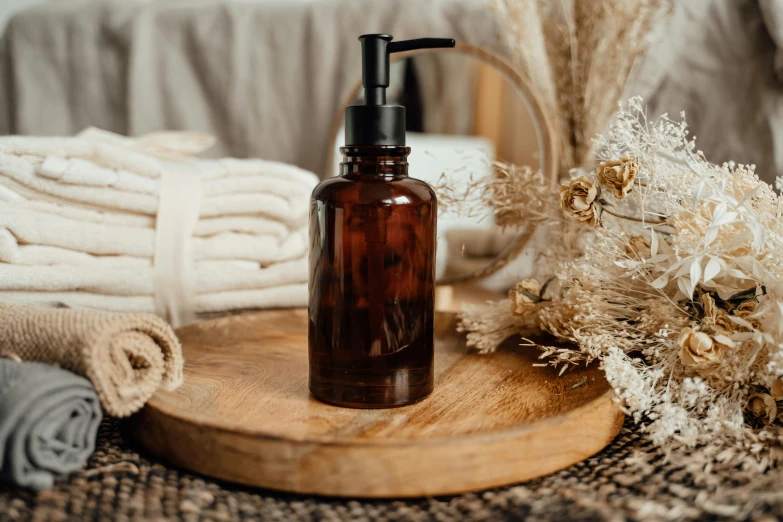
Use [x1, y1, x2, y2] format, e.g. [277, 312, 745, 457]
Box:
[0, 303, 182, 418]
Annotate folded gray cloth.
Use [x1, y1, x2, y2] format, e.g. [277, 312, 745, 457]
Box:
[0, 359, 102, 490]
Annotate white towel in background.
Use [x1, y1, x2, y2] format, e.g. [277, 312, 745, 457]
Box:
[0, 155, 311, 224]
[0, 130, 317, 324]
[0, 196, 292, 239]
[0, 284, 309, 315]
[0, 209, 307, 264]
[0, 258, 308, 295]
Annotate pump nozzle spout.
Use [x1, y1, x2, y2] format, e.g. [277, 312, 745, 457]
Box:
[346, 34, 456, 147]
[358, 34, 456, 106]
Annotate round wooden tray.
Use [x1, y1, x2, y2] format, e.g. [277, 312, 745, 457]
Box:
[130, 310, 623, 498]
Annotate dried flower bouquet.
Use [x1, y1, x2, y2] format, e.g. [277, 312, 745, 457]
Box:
[460, 97, 783, 468]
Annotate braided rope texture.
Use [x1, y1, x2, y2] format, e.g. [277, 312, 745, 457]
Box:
[2, 418, 783, 521]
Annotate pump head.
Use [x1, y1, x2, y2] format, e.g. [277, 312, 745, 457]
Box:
[345, 34, 456, 147]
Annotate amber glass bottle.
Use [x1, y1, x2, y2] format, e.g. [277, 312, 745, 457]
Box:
[308, 34, 454, 408]
[309, 146, 436, 407]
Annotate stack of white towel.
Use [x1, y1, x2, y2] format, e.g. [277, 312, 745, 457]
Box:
[0, 129, 317, 324]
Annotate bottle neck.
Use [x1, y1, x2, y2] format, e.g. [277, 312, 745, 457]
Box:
[340, 146, 410, 178]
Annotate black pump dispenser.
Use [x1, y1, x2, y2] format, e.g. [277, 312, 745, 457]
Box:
[345, 34, 456, 146]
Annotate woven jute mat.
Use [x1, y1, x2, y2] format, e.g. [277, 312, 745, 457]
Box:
[1, 418, 782, 522]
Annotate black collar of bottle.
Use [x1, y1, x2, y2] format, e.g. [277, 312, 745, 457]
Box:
[344, 34, 455, 147]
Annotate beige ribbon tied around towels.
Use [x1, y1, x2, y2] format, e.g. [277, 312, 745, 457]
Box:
[153, 162, 201, 326]
[78, 128, 211, 326]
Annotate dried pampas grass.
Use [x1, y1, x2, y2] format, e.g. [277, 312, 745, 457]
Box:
[493, 0, 670, 170]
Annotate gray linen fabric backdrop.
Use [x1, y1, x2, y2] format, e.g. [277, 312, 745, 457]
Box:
[626, 0, 783, 184]
[0, 0, 503, 178]
[3, 0, 783, 182]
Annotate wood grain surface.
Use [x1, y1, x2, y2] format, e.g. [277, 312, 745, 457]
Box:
[130, 309, 623, 498]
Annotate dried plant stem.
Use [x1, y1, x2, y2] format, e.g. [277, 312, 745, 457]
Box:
[602, 206, 667, 225]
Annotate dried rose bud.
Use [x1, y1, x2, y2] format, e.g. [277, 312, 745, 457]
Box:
[748, 393, 777, 424]
[559, 175, 601, 227]
[700, 294, 734, 332]
[597, 157, 638, 199]
[677, 326, 734, 366]
[508, 279, 542, 315]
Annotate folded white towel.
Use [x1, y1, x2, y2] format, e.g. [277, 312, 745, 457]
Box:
[0, 258, 307, 295]
[0, 155, 311, 225]
[0, 196, 292, 239]
[0, 130, 317, 322]
[0, 283, 309, 315]
[0, 209, 307, 264]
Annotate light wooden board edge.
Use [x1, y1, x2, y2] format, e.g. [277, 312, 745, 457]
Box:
[129, 388, 622, 498]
